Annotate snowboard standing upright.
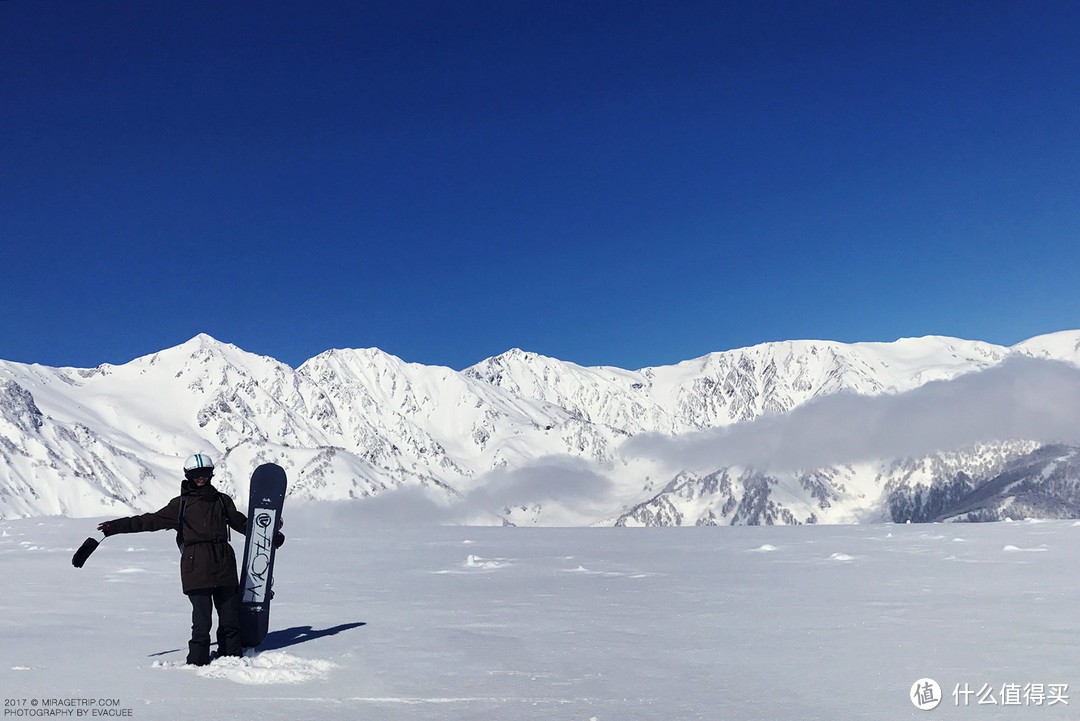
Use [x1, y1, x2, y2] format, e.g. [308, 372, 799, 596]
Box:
[238, 463, 287, 648]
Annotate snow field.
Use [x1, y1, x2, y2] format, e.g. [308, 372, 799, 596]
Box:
[3, 509, 1080, 719]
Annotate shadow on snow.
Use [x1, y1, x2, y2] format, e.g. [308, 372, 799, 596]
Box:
[257, 622, 367, 652]
[148, 622, 367, 657]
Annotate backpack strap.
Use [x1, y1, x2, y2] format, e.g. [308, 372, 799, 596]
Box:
[219, 495, 230, 542]
[175, 497, 188, 552]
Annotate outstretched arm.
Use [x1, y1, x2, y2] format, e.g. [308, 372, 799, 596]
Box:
[75, 498, 182, 568]
[97, 497, 183, 536]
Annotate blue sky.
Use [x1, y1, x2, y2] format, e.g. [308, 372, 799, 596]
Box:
[3, 1, 1079, 371]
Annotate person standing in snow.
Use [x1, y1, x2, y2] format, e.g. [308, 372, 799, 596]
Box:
[95, 453, 283, 666]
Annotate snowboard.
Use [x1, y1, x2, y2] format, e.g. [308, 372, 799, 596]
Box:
[238, 463, 287, 648]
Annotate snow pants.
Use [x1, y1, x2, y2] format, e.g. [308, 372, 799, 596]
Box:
[186, 586, 241, 665]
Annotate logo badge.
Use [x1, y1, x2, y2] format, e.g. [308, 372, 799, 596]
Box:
[911, 678, 942, 710]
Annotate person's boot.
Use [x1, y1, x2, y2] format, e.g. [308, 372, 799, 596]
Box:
[187, 640, 211, 666]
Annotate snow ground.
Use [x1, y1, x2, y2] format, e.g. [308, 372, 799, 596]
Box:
[3, 508, 1080, 720]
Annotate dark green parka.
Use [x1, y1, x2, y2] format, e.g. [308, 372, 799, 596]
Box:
[103, 479, 247, 593]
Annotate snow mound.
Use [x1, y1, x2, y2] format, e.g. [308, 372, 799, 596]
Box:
[203, 651, 337, 684]
[561, 565, 594, 573]
[464, 554, 509, 570]
[153, 651, 337, 684]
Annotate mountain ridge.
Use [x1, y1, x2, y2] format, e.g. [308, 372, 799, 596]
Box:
[2, 330, 1079, 524]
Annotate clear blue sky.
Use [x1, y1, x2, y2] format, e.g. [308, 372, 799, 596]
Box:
[3, 1, 1079, 371]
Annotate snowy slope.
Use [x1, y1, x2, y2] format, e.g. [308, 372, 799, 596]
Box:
[1013, 330, 1080, 364]
[2, 331, 1080, 524]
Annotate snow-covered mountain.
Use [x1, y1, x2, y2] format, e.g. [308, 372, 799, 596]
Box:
[2, 331, 1079, 525]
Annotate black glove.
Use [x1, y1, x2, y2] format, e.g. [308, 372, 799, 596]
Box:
[97, 521, 117, 537]
[274, 531, 285, 548]
[72, 537, 100, 568]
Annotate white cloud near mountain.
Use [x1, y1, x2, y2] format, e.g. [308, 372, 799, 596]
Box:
[623, 356, 1080, 473]
[310, 458, 615, 527]
[465, 456, 614, 508]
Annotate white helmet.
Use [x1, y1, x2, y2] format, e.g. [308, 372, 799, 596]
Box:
[183, 453, 215, 475]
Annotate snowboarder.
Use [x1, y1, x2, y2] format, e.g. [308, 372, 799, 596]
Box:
[94, 453, 284, 666]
